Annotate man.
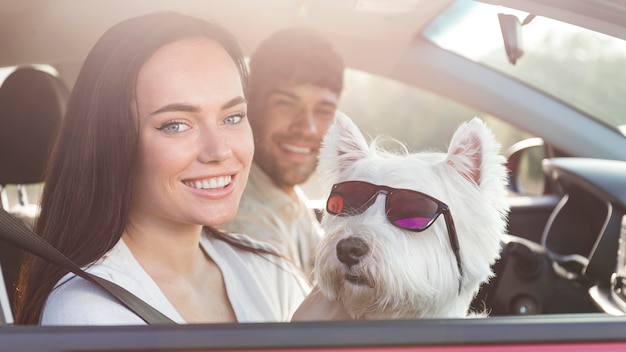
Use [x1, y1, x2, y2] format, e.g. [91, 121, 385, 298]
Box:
[222, 27, 344, 279]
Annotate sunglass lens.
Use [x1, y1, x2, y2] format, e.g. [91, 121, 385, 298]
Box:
[326, 194, 345, 214]
[327, 182, 377, 215]
[387, 190, 439, 230]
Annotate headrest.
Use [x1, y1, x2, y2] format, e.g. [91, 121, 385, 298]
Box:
[0, 67, 70, 185]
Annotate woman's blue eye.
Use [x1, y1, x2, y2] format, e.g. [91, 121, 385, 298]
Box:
[223, 113, 245, 125]
[158, 121, 190, 134]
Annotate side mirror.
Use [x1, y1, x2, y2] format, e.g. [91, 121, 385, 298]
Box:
[506, 137, 549, 195]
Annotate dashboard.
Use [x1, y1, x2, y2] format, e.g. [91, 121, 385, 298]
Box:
[475, 157, 626, 316]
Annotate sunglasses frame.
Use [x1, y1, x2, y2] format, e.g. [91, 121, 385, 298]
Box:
[326, 181, 463, 292]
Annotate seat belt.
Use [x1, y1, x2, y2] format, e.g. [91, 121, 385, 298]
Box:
[0, 207, 175, 324]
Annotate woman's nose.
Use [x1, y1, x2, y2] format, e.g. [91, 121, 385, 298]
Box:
[198, 127, 232, 163]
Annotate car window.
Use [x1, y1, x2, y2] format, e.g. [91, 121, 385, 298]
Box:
[423, 0, 626, 135]
[302, 68, 533, 200]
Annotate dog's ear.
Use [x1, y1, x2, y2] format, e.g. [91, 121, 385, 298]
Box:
[318, 112, 369, 179]
[445, 117, 502, 186]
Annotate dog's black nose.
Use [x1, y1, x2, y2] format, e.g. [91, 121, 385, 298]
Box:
[336, 237, 369, 267]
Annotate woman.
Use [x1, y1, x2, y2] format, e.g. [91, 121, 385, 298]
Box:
[14, 12, 310, 325]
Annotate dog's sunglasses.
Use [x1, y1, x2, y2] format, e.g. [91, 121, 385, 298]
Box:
[326, 181, 463, 290]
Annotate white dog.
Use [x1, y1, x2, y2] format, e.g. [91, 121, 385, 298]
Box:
[313, 113, 509, 319]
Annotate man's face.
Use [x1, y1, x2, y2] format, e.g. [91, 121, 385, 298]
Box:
[250, 80, 339, 193]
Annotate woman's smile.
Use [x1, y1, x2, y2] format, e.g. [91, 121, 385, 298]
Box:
[183, 175, 233, 190]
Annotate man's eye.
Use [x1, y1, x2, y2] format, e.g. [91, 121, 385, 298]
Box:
[223, 113, 245, 125]
[157, 121, 190, 134]
[315, 109, 335, 120]
[273, 99, 296, 109]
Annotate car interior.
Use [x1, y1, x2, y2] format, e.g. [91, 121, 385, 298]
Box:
[1, 0, 626, 350]
[0, 66, 625, 351]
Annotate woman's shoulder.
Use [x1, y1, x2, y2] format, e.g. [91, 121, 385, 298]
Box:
[41, 273, 145, 325]
[41, 239, 182, 325]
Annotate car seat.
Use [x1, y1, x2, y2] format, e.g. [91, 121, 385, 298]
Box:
[0, 66, 70, 308]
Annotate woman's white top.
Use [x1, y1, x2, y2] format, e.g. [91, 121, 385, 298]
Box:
[40, 232, 311, 325]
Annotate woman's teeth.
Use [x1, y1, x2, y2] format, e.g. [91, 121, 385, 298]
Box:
[185, 175, 231, 189]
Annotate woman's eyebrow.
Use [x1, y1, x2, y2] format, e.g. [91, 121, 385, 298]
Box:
[150, 96, 247, 116]
[221, 96, 247, 110]
[151, 103, 199, 115]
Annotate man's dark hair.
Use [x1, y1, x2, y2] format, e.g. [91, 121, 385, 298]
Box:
[248, 27, 344, 102]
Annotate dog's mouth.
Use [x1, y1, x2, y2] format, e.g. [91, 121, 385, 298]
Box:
[344, 273, 374, 287]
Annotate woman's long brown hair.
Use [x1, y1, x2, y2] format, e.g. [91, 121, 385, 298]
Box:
[13, 12, 249, 324]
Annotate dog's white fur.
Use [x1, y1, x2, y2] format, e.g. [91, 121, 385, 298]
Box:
[314, 113, 509, 319]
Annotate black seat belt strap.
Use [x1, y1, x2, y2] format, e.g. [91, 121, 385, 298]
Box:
[0, 208, 175, 324]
